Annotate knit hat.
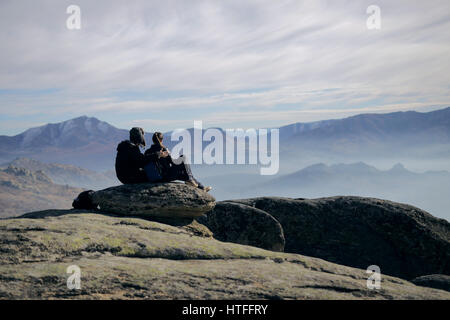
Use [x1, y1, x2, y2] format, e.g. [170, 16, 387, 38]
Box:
[129, 127, 146, 147]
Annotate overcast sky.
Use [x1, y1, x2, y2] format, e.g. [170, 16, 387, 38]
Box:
[0, 0, 449, 135]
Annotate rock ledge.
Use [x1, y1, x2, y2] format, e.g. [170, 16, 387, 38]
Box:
[92, 182, 216, 218]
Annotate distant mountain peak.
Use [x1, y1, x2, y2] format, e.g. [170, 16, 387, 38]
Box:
[392, 163, 405, 169]
[303, 163, 328, 171]
[13, 115, 126, 150]
[332, 161, 375, 169]
[75, 115, 89, 119]
[389, 163, 409, 173]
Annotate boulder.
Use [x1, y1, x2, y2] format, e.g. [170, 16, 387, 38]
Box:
[230, 196, 450, 280]
[91, 182, 216, 219]
[1, 210, 449, 299]
[411, 274, 450, 292]
[198, 201, 285, 252]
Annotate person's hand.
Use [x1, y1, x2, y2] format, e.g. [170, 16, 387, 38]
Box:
[158, 150, 169, 158]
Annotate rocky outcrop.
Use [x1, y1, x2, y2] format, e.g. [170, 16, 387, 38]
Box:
[1, 210, 449, 299]
[92, 182, 216, 219]
[411, 274, 450, 292]
[229, 196, 450, 280]
[5, 157, 119, 190]
[4, 166, 53, 184]
[198, 201, 285, 252]
[0, 166, 82, 218]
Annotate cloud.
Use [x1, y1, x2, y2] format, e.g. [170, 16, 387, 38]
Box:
[0, 0, 449, 134]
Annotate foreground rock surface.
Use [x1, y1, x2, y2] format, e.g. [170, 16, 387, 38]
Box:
[230, 196, 450, 280]
[92, 182, 216, 218]
[0, 210, 449, 299]
[198, 201, 285, 252]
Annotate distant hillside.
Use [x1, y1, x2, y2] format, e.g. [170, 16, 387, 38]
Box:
[0, 166, 82, 218]
[255, 162, 450, 220]
[264, 162, 449, 188]
[280, 107, 450, 165]
[0, 116, 130, 171]
[200, 161, 450, 220]
[2, 157, 119, 190]
[0, 107, 449, 172]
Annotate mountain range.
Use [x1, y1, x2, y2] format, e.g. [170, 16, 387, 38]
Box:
[0, 107, 449, 172]
[0, 116, 128, 171]
[0, 107, 449, 219]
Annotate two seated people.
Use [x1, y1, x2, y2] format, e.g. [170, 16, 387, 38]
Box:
[115, 127, 211, 192]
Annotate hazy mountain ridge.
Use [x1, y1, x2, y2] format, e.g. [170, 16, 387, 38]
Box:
[1, 157, 119, 190]
[255, 162, 450, 219]
[10, 116, 125, 149]
[0, 116, 129, 171]
[278, 108, 450, 172]
[286, 108, 450, 142]
[0, 107, 449, 172]
[0, 165, 82, 217]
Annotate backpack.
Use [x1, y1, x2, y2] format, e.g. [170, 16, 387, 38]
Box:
[72, 190, 97, 210]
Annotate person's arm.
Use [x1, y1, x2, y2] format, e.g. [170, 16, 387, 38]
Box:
[146, 145, 169, 162]
[167, 153, 174, 165]
[157, 146, 174, 164]
[131, 146, 158, 168]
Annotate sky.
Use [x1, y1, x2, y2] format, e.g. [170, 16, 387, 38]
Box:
[0, 0, 449, 135]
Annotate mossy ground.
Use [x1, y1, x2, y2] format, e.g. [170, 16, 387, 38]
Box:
[0, 211, 449, 299]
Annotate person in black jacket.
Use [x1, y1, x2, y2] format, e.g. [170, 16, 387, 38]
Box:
[145, 132, 212, 192]
[115, 127, 162, 184]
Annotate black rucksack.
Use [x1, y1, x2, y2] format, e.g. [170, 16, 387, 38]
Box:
[72, 190, 97, 210]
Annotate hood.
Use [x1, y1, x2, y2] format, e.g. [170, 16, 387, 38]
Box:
[117, 140, 137, 152]
[130, 127, 146, 147]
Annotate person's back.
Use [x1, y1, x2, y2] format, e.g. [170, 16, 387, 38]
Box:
[115, 140, 148, 184]
[146, 143, 172, 172]
[115, 127, 158, 184]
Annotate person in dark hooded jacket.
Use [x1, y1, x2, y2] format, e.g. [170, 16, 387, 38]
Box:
[115, 127, 161, 184]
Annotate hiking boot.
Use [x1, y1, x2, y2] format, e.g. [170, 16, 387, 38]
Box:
[202, 186, 212, 192]
[185, 179, 198, 188]
[196, 182, 212, 192]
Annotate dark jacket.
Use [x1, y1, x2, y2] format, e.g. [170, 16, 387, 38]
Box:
[115, 140, 158, 184]
[145, 144, 173, 178]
